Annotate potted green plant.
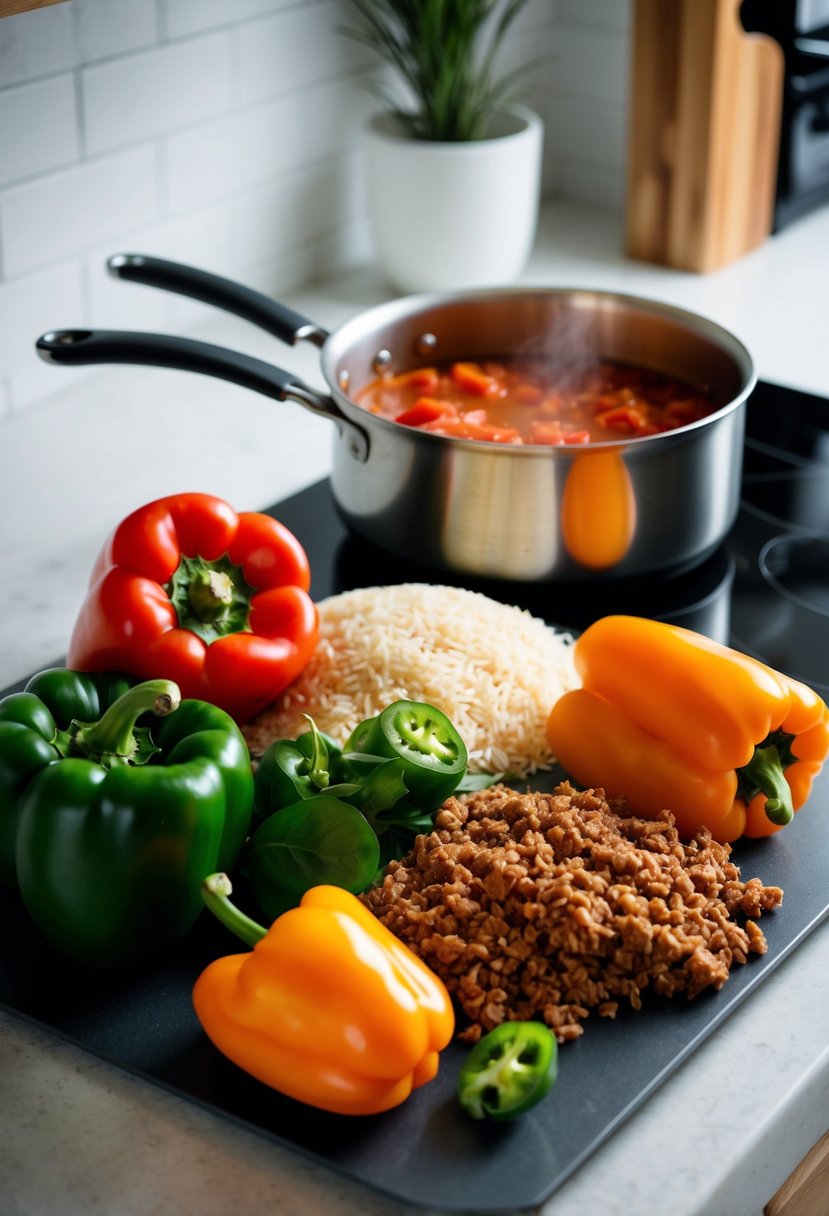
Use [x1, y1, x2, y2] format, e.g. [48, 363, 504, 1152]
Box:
[342, 0, 545, 292]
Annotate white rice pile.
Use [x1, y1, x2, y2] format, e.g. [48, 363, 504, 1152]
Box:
[243, 584, 578, 777]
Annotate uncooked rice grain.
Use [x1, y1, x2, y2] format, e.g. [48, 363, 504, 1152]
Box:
[243, 584, 577, 777]
[362, 783, 784, 1042]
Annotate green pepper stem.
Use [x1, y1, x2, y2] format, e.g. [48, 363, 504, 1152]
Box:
[201, 873, 267, 947]
[302, 714, 330, 789]
[739, 743, 794, 826]
[72, 679, 181, 763]
[188, 569, 234, 623]
[166, 553, 253, 644]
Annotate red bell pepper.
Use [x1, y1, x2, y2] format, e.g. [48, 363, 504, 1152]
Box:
[67, 493, 318, 724]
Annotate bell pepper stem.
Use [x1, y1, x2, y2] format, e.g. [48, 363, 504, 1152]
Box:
[302, 714, 330, 789]
[71, 679, 181, 765]
[188, 569, 234, 623]
[201, 873, 267, 947]
[740, 743, 795, 826]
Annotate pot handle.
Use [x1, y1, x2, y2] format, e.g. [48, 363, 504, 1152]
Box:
[35, 329, 370, 462]
[107, 253, 330, 349]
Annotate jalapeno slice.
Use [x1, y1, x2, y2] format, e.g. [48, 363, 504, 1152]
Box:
[253, 717, 340, 822]
[457, 1022, 558, 1121]
[345, 700, 468, 808]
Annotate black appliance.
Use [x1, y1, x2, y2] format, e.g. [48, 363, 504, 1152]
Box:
[742, 0, 829, 229]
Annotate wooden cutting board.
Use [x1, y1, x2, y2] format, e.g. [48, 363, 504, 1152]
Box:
[625, 0, 785, 273]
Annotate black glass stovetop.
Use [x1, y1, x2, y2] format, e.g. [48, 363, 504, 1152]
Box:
[1, 378, 827, 1215]
[299, 379, 829, 698]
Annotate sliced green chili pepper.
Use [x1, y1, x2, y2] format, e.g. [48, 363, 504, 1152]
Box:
[457, 1022, 558, 1122]
[345, 700, 468, 808]
[253, 716, 344, 822]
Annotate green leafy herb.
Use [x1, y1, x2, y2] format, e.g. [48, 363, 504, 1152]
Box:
[244, 795, 380, 921]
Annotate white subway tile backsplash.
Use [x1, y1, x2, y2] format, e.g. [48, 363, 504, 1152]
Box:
[228, 151, 365, 270]
[0, 258, 84, 408]
[303, 72, 377, 162]
[165, 92, 303, 213]
[561, 0, 631, 32]
[556, 156, 624, 210]
[241, 240, 318, 305]
[0, 146, 158, 277]
[238, 0, 373, 106]
[164, 0, 299, 40]
[546, 22, 629, 105]
[546, 95, 626, 170]
[85, 248, 179, 334]
[107, 199, 236, 281]
[82, 31, 234, 155]
[0, 75, 79, 187]
[0, 4, 76, 87]
[73, 0, 159, 64]
[310, 209, 373, 277]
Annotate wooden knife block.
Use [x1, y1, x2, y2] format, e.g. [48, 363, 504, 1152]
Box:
[625, 0, 784, 273]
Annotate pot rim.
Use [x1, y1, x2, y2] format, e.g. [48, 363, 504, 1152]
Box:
[320, 285, 757, 454]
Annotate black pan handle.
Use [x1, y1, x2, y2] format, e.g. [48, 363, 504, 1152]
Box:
[107, 253, 330, 349]
[36, 329, 369, 462]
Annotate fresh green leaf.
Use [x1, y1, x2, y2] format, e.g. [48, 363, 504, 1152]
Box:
[455, 771, 507, 792]
[244, 795, 380, 921]
[339, 0, 542, 142]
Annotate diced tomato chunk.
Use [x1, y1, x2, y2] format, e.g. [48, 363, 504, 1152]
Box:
[664, 399, 706, 427]
[596, 405, 651, 435]
[530, 421, 590, 445]
[515, 383, 544, 405]
[450, 361, 501, 397]
[395, 398, 457, 427]
[388, 367, 440, 391]
[422, 415, 523, 443]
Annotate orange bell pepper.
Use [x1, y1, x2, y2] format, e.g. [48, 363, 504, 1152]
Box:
[546, 615, 829, 842]
[193, 875, 454, 1116]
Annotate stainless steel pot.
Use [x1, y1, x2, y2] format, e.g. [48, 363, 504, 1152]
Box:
[37, 255, 755, 581]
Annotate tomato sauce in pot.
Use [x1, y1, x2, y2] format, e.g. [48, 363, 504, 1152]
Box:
[353, 357, 716, 445]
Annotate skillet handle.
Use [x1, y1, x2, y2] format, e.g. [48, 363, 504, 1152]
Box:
[107, 253, 329, 349]
[35, 329, 369, 462]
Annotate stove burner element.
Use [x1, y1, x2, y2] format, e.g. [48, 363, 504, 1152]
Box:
[760, 534, 829, 616]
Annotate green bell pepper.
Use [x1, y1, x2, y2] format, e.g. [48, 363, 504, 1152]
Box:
[0, 668, 253, 967]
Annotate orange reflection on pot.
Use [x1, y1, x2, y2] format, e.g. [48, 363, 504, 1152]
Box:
[561, 448, 637, 570]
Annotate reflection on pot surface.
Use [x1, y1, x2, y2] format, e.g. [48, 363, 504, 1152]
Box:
[561, 449, 637, 570]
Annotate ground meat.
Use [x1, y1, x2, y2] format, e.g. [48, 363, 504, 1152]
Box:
[361, 783, 784, 1043]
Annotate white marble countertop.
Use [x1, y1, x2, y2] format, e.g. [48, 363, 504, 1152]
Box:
[1, 201, 828, 1216]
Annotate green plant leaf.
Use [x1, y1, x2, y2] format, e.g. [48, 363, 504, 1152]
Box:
[244, 795, 380, 921]
[340, 0, 540, 141]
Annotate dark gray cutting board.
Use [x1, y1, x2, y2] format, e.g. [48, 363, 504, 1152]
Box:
[1, 478, 827, 1214]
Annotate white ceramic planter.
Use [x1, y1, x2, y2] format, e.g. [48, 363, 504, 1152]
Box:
[364, 105, 544, 293]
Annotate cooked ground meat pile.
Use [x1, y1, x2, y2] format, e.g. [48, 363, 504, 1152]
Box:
[362, 783, 783, 1043]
